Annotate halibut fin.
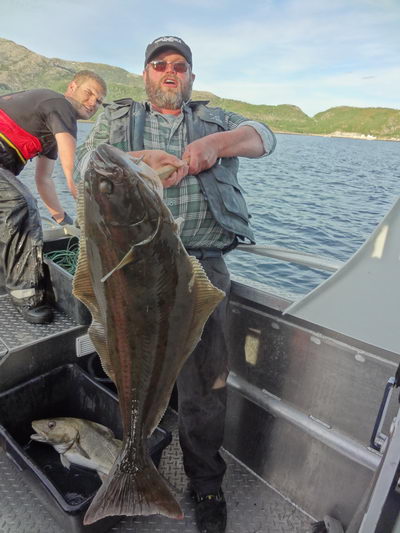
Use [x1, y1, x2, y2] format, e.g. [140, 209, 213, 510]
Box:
[101, 249, 135, 283]
[145, 254, 225, 436]
[84, 451, 183, 524]
[101, 216, 161, 283]
[73, 179, 116, 382]
[183, 255, 225, 353]
[72, 179, 98, 313]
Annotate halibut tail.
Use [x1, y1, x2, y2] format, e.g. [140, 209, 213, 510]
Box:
[83, 455, 183, 525]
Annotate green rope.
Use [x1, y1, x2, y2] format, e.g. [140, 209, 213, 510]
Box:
[45, 238, 79, 275]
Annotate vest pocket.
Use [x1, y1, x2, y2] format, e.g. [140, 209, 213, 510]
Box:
[108, 106, 131, 148]
[213, 168, 249, 223]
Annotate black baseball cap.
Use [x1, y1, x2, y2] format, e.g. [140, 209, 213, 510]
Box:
[144, 36, 192, 67]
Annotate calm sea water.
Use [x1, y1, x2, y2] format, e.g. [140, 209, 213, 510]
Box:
[23, 122, 400, 300]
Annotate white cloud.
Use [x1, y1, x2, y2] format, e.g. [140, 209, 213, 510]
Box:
[199, 65, 400, 116]
[184, 0, 400, 113]
[1, 0, 399, 114]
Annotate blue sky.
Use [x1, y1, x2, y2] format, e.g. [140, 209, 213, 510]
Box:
[2, 0, 399, 116]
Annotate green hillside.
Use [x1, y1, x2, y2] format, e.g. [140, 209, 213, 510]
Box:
[0, 37, 145, 97]
[311, 106, 400, 138]
[1, 37, 399, 140]
[196, 93, 315, 133]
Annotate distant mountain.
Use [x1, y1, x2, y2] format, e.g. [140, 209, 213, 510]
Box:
[1, 37, 399, 140]
[0, 37, 146, 100]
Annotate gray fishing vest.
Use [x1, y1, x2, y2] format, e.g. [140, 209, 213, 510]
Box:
[104, 98, 255, 244]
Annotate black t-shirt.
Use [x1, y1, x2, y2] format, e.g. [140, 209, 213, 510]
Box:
[0, 89, 78, 160]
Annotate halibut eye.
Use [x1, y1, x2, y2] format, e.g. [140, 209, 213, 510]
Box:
[100, 179, 113, 194]
[48, 421, 56, 429]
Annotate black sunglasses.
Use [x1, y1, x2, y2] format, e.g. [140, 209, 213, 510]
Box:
[149, 60, 189, 73]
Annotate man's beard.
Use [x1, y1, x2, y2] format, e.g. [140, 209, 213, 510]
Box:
[145, 77, 192, 110]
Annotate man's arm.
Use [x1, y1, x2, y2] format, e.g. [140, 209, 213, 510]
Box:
[34, 156, 65, 223]
[182, 126, 267, 175]
[182, 113, 277, 176]
[55, 132, 77, 199]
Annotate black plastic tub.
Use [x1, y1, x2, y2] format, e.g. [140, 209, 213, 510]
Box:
[44, 236, 91, 325]
[0, 364, 172, 533]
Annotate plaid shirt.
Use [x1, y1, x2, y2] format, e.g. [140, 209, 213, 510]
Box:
[76, 101, 275, 249]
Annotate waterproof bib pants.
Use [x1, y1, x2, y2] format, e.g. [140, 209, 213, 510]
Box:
[0, 162, 45, 307]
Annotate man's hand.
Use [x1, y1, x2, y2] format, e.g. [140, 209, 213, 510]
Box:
[128, 149, 189, 188]
[52, 211, 73, 225]
[182, 137, 219, 175]
[182, 126, 266, 175]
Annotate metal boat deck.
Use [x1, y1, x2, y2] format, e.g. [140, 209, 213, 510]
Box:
[0, 289, 312, 533]
[1, 223, 399, 531]
[0, 408, 312, 533]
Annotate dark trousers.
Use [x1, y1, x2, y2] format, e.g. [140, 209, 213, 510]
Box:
[0, 165, 45, 306]
[177, 255, 231, 495]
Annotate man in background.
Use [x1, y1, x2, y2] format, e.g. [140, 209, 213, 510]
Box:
[74, 37, 276, 533]
[0, 70, 106, 324]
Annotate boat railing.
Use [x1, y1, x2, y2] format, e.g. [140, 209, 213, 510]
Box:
[236, 243, 343, 272]
[42, 222, 342, 274]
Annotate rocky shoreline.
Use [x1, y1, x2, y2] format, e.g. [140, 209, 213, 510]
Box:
[276, 129, 400, 142]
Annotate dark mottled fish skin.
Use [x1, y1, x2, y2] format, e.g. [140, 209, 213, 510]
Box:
[72, 144, 225, 525]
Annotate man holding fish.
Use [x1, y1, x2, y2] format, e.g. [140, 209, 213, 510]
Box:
[0, 70, 106, 324]
[74, 36, 276, 533]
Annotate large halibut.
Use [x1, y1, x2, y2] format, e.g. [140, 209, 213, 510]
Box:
[72, 144, 225, 524]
